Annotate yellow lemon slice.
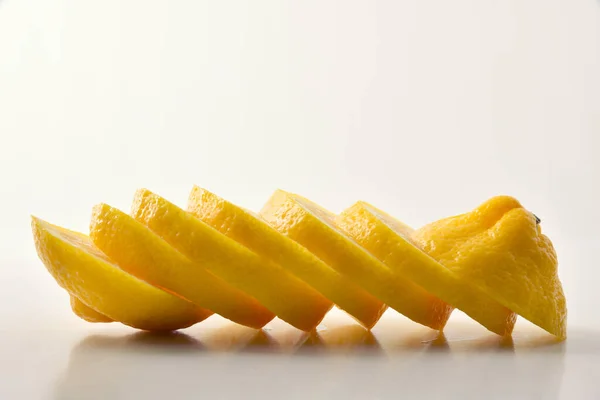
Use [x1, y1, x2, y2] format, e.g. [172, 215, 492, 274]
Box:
[260, 190, 451, 331]
[70, 296, 112, 323]
[412, 196, 567, 339]
[89, 203, 275, 329]
[187, 186, 384, 329]
[340, 201, 516, 336]
[336, 201, 453, 330]
[31, 217, 211, 331]
[130, 189, 332, 332]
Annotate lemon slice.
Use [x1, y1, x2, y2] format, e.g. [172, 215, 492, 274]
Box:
[130, 189, 332, 332]
[31, 217, 211, 331]
[337, 201, 453, 330]
[70, 296, 112, 323]
[355, 201, 517, 336]
[260, 190, 452, 330]
[187, 186, 384, 329]
[89, 203, 275, 329]
[412, 196, 566, 338]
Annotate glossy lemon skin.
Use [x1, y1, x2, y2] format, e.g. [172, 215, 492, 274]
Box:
[70, 296, 112, 323]
[344, 201, 517, 336]
[32, 190, 566, 339]
[337, 201, 453, 330]
[32, 217, 211, 331]
[412, 196, 566, 339]
[89, 203, 275, 329]
[260, 190, 453, 330]
[187, 186, 382, 329]
[131, 189, 332, 332]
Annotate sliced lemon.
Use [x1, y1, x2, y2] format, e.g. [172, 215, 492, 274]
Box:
[31, 217, 211, 331]
[130, 189, 332, 332]
[412, 196, 566, 339]
[70, 296, 112, 323]
[187, 186, 385, 329]
[89, 203, 275, 329]
[341, 201, 516, 336]
[260, 190, 452, 330]
[337, 201, 453, 330]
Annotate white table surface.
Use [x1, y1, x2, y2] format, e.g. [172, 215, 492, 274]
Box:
[2, 308, 598, 400]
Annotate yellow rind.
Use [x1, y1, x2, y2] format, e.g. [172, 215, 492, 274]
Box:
[31, 216, 211, 331]
[70, 297, 112, 323]
[360, 201, 517, 336]
[187, 186, 384, 329]
[413, 197, 566, 339]
[337, 201, 453, 330]
[261, 190, 436, 329]
[32, 191, 566, 339]
[89, 203, 275, 329]
[130, 189, 332, 332]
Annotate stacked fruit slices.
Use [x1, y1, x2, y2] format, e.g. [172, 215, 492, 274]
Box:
[32, 187, 567, 339]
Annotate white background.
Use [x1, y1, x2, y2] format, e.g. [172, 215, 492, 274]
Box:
[0, 1, 599, 398]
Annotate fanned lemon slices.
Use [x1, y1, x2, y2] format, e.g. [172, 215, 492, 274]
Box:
[32, 188, 567, 339]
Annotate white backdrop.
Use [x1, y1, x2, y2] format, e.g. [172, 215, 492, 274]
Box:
[0, 0, 599, 327]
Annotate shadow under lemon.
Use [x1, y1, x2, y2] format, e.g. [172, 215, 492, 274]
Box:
[376, 317, 566, 400]
[52, 316, 568, 400]
[52, 323, 277, 400]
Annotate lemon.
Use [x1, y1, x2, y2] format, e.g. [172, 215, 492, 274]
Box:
[340, 201, 516, 336]
[31, 217, 211, 331]
[131, 189, 332, 332]
[32, 189, 566, 339]
[70, 296, 112, 323]
[260, 190, 453, 330]
[337, 201, 453, 330]
[187, 186, 384, 329]
[412, 196, 567, 338]
[89, 203, 275, 329]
